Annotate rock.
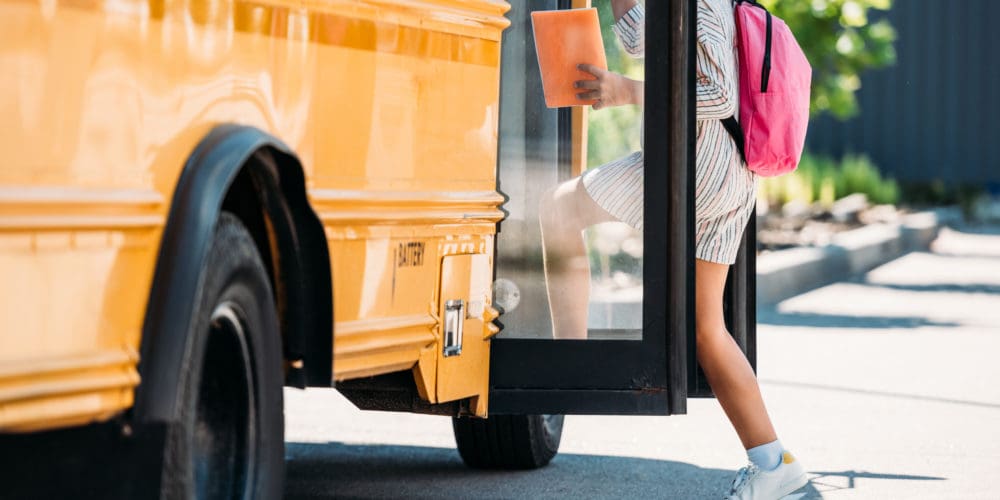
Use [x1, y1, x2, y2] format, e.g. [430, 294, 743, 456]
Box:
[756, 198, 770, 217]
[860, 204, 899, 224]
[831, 193, 868, 223]
[782, 199, 811, 219]
[590, 222, 633, 255]
[621, 237, 643, 258]
[799, 222, 835, 247]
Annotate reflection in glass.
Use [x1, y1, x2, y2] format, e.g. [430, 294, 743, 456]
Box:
[495, 2, 644, 340]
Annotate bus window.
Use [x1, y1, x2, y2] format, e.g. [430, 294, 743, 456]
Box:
[494, 1, 644, 341]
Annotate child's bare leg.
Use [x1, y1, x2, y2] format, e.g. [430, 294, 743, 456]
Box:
[695, 258, 778, 449]
[538, 177, 616, 339]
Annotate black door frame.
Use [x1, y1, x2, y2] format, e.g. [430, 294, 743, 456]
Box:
[490, 0, 698, 416]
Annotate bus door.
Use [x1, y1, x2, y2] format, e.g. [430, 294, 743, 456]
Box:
[488, 0, 756, 416]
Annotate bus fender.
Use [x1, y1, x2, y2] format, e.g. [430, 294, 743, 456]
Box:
[133, 124, 332, 426]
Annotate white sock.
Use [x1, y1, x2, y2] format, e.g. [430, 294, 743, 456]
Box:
[747, 439, 783, 471]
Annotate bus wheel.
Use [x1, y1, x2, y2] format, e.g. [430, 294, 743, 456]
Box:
[452, 414, 564, 469]
[163, 213, 284, 499]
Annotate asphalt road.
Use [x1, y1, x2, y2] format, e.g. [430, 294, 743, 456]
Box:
[284, 226, 1000, 499]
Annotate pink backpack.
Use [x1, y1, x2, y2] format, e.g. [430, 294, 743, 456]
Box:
[722, 0, 812, 177]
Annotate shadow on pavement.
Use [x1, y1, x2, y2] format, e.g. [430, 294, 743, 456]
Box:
[944, 225, 1000, 236]
[285, 442, 826, 499]
[759, 379, 1000, 410]
[861, 282, 1000, 295]
[807, 469, 945, 495]
[918, 251, 1000, 261]
[756, 310, 958, 329]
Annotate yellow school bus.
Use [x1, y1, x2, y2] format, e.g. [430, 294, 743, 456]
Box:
[0, 0, 753, 497]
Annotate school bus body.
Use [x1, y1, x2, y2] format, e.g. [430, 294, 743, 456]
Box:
[0, 0, 509, 432]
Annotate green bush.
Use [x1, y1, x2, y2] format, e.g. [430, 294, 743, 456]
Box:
[838, 154, 899, 205]
[760, 152, 899, 208]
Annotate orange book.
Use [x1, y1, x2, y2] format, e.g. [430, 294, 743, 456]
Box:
[531, 8, 608, 108]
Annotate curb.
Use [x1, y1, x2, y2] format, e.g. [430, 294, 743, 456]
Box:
[756, 210, 942, 305]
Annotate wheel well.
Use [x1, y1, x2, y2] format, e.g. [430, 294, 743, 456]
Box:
[220, 147, 332, 387]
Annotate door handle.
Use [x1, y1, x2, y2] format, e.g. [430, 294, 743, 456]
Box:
[443, 299, 464, 357]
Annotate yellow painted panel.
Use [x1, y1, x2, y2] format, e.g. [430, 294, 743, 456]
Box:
[329, 232, 496, 380]
[434, 253, 492, 415]
[0, 0, 509, 430]
[0, 349, 140, 430]
[335, 350, 428, 381]
[310, 45, 502, 193]
[1, 390, 131, 432]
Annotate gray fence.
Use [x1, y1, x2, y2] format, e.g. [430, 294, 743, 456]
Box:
[805, 0, 1000, 187]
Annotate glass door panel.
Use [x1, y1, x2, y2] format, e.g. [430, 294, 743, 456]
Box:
[489, 0, 695, 416]
[494, 0, 645, 342]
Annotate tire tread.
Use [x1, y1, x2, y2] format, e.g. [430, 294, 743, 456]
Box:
[452, 414, 563, 470]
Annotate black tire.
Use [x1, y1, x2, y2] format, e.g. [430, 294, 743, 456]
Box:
[162, 213, 284, 499]
[452, 414, 564, 469]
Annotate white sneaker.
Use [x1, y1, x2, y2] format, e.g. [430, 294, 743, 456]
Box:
[724, 451, 808, 500]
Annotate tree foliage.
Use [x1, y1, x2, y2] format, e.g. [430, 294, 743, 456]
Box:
[760, 0, 897, 119]
[587, 0, 897, 166]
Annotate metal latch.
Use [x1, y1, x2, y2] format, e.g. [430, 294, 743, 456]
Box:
[443, 299, 464, 357]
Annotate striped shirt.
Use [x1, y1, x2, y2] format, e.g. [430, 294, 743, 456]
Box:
[585, 0, 758, 264]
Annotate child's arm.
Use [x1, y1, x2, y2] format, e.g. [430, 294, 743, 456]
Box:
[611, 2, 644, 57]
[695, 2, 738, 119]
[611, 0, 640, 21]
[575, 64, 643, 110]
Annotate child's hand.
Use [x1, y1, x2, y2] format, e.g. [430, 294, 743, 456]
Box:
[575, 64, 643, 110]
[610, 0, 640, 21]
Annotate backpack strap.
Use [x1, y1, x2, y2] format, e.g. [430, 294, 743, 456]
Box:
[721, 116, 747, 164]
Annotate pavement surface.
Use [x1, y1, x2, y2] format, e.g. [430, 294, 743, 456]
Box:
[284, 226, 1000, 499]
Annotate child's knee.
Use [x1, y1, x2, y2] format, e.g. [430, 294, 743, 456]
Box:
[538, 183, 568, 227]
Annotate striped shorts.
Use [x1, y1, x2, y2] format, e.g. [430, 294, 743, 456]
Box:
[582, 149, 758, 265]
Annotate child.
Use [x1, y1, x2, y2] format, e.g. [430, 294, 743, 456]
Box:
[538, 1, 808, 498]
